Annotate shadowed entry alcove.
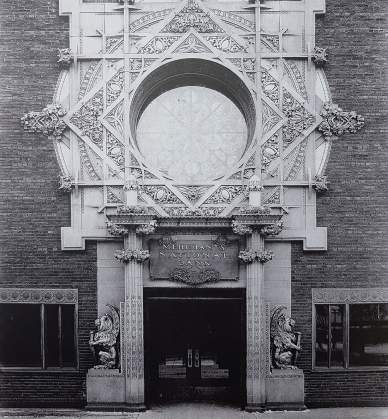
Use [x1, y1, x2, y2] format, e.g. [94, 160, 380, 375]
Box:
[144, 288, 246, 407]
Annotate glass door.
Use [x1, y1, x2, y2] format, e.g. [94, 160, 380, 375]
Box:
[145, 295, 244, 404]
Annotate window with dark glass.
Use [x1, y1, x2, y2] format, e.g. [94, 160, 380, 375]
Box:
[0, 303, 77, 369]
[314, 303, 388, 368]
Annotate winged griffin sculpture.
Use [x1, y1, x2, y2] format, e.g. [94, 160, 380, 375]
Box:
[270, 306, 301, 370]
[89, 304, 120, 369]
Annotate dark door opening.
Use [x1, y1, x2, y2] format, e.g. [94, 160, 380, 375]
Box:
[144, 289, 245, 406]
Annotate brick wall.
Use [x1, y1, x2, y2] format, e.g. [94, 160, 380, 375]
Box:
[292, 0, 388, 407]
[0, 0, 97, 407]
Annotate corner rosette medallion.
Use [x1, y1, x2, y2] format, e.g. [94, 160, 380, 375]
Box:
[312, 46, 328, 66]
[57, 48, 74, 67]
[21, 104, 67, 141]
[238, 249, 274, 264]
[313, 175, 329, 193]
[318, 103, 364, 140]
[58, 175, 73, 192]
[114, 249, 150, 263]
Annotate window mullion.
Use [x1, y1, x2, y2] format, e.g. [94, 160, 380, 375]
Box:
[41, 304, 46, 369]
[344, 304, 349, 368]
[328, 304, 331, 369]
[58, 305, 63, 368]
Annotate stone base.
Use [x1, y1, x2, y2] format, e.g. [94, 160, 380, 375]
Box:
[86, 368, 125, 406]
[245, 404, 265, 412]
[86, 403, 146, 412]
[265, 368, 306, 411]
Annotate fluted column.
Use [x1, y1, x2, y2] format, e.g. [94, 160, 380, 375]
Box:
[123, 230, 145, 408]
[246, 230, 267, 411]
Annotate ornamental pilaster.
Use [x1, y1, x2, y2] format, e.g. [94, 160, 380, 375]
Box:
[245, 230, 267, 411]
[122, 228, 145, 408]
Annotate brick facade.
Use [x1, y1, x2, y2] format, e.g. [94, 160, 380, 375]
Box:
[292, 0, 388, 407]
[0, 0, 386, 409]
[0, 0, 97, 407]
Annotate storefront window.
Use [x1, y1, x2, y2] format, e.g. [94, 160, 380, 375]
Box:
[314, 303, 388, 368]
[0, 303, 77, 369]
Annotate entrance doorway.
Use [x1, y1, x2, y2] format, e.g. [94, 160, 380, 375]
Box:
[144, 289, 245, 406]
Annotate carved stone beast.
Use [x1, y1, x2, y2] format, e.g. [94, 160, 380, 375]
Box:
[270, 306, 301, 370]
[89, 304, 120, 369]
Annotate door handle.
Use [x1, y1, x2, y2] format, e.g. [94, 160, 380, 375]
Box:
[187, 349, 193, 368]
[194, 349, 200, 368]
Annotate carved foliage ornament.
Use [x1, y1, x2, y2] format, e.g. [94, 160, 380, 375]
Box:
[231, 221, 253, 235]
[169, 267, 220, 285]
[89, 304, 120, 369]
[116, 205, 149, 215]
[313, 175, 329, 193]
[57, 48, 74, 67]
[106, 221, 128, 237]
[58, 175, 73, 192]
[318, 103, 365, 140]
[246, 174, 263, 192]
[21, 104, 67, 141]
[238, 249, 273, 264]
[161, 0, 223, 33]
[136, 220, 157, 235]
[260, 221, 283, 236]
[311, 46, 328, 66]
[239, 206, 271, 216]
[270, 306, 301, 370]
[114, 248, 150, 263]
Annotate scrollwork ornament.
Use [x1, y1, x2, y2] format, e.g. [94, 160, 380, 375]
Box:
[238, 249, 273, 264]
[114, 249, 150, 263]
[58, 175, 73, 192]
[313, 175, 328, 193]
[136, 220, 157, 235]
[57, 48, 74, 67]
[232, 220, 253, 235]
[318, 103, 365, 140]
[21, 104, 67, 141]
[260, 221, 283, 236]
[106, 221, 128, 237]
[311, 46, 328, 66]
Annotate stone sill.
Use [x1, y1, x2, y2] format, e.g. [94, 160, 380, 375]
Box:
[312, 367, 388, 373]
[0, 367, 79, 373]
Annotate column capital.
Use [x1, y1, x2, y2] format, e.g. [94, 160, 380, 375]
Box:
[231, 206, 283, 236]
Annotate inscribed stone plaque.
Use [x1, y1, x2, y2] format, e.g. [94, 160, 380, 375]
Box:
[149, 236, 239, 285]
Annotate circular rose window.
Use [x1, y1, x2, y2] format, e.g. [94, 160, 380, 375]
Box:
[136, 86, 248, 183]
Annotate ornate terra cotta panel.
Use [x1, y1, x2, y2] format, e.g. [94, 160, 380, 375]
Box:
[149, 235, 239, 284]
[21, 0, 363, 251]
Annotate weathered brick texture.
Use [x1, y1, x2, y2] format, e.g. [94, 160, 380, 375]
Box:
[292, 0, 388, 407]
[0, 0, 97, 407]
[0, 0, 387, 409]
